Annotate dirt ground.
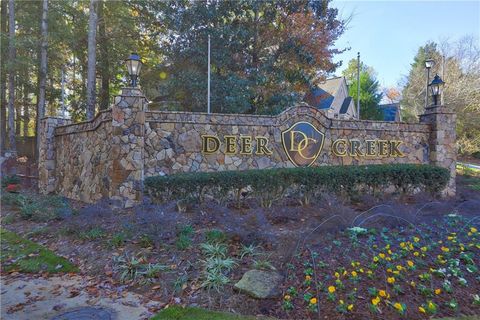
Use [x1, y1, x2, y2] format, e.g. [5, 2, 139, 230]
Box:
[1, 175, 479, 319]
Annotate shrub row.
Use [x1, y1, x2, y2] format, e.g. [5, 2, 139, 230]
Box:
[144, 164, 450, 208]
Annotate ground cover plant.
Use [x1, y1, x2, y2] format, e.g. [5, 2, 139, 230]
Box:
[0, 228, 77, 273]
[280, 214, 480, 319]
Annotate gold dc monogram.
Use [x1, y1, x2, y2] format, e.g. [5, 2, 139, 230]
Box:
[288, 131, 318, 160]
[282, 122, 325, 167]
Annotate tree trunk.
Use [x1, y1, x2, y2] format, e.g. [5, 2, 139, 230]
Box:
[86, 0, 98, 120]
[1, 0, 7, 155]
[15, 101, 21, 135]
[98, 0, 110, 110]
[7, 0, 16, 152]
[23, 97, 29, 137]
[36, 0, 48, 159]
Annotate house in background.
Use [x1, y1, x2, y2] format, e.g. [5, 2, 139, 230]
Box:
[378, 103, 401, 122]
[304, 76, 357, 120]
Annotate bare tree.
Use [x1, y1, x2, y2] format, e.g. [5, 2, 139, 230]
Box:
[86, 0, 98, 120]
[1, 0, 7, 155]
[36, 0, 48, 158]
[7, 0, 16, 153]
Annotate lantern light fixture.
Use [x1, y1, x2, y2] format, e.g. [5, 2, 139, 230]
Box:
[125, 53, 143, 87]
[429, 74, 445, 106]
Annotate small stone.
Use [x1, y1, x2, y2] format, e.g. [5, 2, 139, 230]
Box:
[234, 270, 283, 299]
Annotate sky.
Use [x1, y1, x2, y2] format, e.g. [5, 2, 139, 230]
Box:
[331, 0, 480, 89]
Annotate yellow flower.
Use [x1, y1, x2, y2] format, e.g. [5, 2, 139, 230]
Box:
[379, 290, 387, 297]
[435, 288, 441, 295]
[393, 270, 400, 275]
[428, 301, 435, 309]
[447, 236, 454, 241]
[334, 272, 340, 278]
[351, 271, 358, 277]
[410, 281, 416, 287]
[310, 297, 317, 304]
[359, 268, 364, 273]
[414, 251, 420, 256]
[372, 297, 380, 306]
[413, 236, 420, 242]
[388, 249, 393, 255]
[328, 286, 336, 293]
[342, 270, 347, 276]
[400, 242, 406, 248]
[407, 260, 414, 267]
[347, 304, 353, 311]
[471, 227, 478, 233]
[421, 246, 428, 252]
[394, 302, 404, 312]
[373, 256, 379, 262]
[379, 253, 386, 259]
[339, 299, 344, 304]
[387, 277, 395, 284]
[386, 257, 392, 261]
[419, 306, 426, 313]
[385, 244, 391, 249]
[396, 265, 403, 271]
[387, 268, 393, 273]
[441, 246, 450, 252]
[305, 275, 311, 281]
[284, 295, 291, 301]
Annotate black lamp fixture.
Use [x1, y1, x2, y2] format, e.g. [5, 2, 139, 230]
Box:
[125, 53, 143, 87]
[429, 74, 445, 106]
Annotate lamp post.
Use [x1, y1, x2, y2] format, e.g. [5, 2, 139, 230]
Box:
[424, 58, 435, 109]
[125, 53, 143, 87]
[429, 74, 445, 106]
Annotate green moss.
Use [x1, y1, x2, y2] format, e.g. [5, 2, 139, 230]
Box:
[151, 306, 260, 320]
[0, 228, 77, 273]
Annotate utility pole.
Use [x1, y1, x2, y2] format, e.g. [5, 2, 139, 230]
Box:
[356, 52, 360, 119]
[207, 34, 211, 114]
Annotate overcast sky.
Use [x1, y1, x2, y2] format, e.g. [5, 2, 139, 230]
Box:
[331, 0, 480, 89]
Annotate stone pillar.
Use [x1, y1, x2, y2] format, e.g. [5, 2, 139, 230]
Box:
[38, 117, 73, 194]
[420, 105, 456, 196]
[110, 87, 147, 208]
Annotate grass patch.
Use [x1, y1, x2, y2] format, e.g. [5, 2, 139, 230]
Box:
[176, 225, 194, 250]
[79, 227, 106, 240]
[0, 228, 77, 273]
[151, 306, 258, 320]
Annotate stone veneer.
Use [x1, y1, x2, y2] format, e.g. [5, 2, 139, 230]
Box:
[38, 88, 456, 208]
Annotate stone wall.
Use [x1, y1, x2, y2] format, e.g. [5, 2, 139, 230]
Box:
[38, 88, 456, 208]
[50, 110, 112, 202]
[144, 106, 431, 176]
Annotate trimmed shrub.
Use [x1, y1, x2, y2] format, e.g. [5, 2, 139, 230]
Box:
[144, 164, 450, 208]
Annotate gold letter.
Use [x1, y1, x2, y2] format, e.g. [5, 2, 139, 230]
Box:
[240, 136, 253, 154]
[378, 140, 389, 157]
[224, 135, 237, 154]
[202, 135, 220, 154]
[349, 140, 364, 157]
[255, 137, 273, 155]
[389, 140, 404, 157]
[332, 139, 347, 156]
[366, 140, 377, 157]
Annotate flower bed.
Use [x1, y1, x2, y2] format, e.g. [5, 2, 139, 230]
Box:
[279, 214, 480, 319]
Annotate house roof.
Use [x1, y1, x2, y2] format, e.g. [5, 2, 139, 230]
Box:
[304, 76, 345, 110]
[339, 97, 353, 114]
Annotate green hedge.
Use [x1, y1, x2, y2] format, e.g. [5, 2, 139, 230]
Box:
[144, 164, 450, 208]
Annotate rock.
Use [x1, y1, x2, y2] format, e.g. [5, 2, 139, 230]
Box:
[234, 270, 282, 299]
